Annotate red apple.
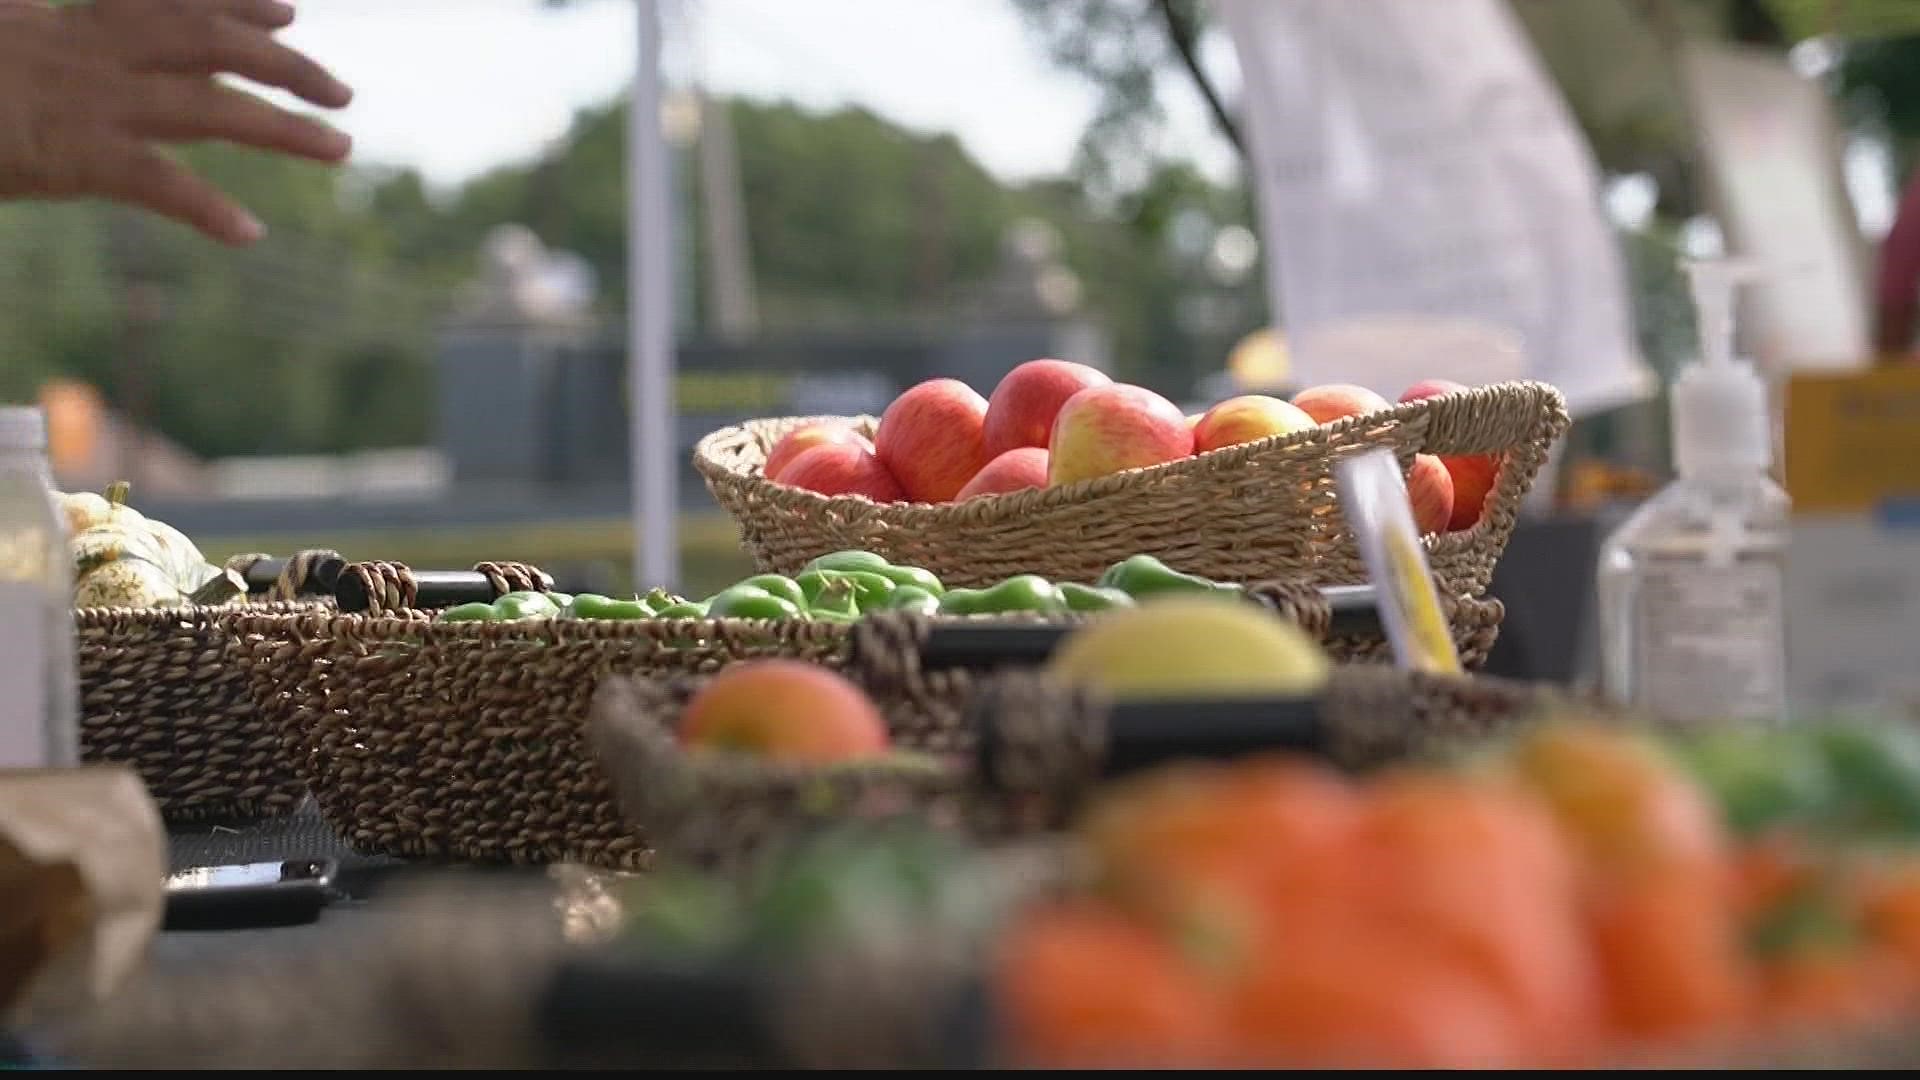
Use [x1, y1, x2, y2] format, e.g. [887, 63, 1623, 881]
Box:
[779, 442, 906, 502]
[1406, 453, 1455, 535]
[1442, 453, 1501, 532]
[1398, 378, 1470, 404]
[956, 447, 1051, 501]
[764, 423, 872, 481]
[983, 359, 1112, 458]
[1397, 379, 1499, 531]
[875, 378, 990, 502]
[680, 660, 890, 764]
[1193, 395, 1318, 453]
[1291, 383, 1391, 425]
[1048, 384, 1195, 486]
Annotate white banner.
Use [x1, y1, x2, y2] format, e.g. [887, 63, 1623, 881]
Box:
[1217, 0, 1655, 416]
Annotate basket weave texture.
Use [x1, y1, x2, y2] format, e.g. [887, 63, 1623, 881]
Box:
[74, 556, 550, 825]
[589, 662, 1573, 869]
[248, 612, 859, 871]
[694, 380, 1569, 595]
[74, 550, 344, 823]
[259, 581, 1505, 871]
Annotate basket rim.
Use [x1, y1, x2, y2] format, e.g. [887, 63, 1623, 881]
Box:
[693, 379, 1568, 523]
[241, 610, 863, 645]
[74, 599, 331, 628]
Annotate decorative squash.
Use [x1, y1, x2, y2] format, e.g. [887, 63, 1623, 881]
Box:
[62, 482, 226, 608]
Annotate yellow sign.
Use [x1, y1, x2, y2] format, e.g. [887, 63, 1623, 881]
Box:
[1785, 365, 1920, 512]
[1384, 530, 1463, 676]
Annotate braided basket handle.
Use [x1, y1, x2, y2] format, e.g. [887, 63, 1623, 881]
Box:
[846, 610, 935, 689]
[341, 561, 420, 617]
[271, 548, 346, 601]
[472, 561, 554, 596]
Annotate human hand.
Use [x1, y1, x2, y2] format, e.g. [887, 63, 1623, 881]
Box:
[0, 0, 354, 246]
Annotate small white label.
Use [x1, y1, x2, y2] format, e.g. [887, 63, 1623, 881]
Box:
[1634, 561, 1787, 724]
[0, 582, 51, 767]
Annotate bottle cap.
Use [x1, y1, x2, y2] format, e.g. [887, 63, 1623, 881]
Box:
[0, 407, 48, 452]
[1674, 259, 1771, 476]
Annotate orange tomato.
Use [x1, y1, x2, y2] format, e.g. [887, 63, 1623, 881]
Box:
[1347, 774, 1602, 1061]
[1857, 860, 1920, 970]
[1760, 948, 1916, 1033]
[1586, 861, 1754, 1040]
[1226, 918, 1528, 1068]
[1504, 725, 1728, 881]
[1731, 837, 1821, 923]
[1081, 757, 1361, 944]
[995, 899, 1229, 1068]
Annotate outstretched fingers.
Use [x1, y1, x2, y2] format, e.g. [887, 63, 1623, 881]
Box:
[88, 142, 265, 246]
[123, 77, 352, 163]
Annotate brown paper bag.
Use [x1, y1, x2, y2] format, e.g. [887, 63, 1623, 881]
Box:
[0, 767, 164, 1027]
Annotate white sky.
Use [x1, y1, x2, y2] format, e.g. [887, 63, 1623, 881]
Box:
[279, 0, 1237, 189]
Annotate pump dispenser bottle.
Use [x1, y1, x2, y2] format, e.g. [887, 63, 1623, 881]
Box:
[1597, 258, 1790, 725]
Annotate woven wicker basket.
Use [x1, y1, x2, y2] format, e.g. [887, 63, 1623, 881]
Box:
[75, 556, 553, 825]
[73, 549, 345, 824]
[254, 581, 1504, 871]
[247, 612, 857, 871]
[589, 663, 1577, 870]
[694, 380, 1568, 595]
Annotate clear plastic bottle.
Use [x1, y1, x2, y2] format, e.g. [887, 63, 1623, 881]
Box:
[0, 406, 79, 767]
[1597, 259, 1790, 725]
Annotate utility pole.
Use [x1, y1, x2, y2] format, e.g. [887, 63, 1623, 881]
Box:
[630, 0, 680, 590]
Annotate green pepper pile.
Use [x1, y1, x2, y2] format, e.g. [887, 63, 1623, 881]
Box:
[620, 825, 1004, 959]
[433, 551, 1248, 623]
[1673, 721, 1920, 842]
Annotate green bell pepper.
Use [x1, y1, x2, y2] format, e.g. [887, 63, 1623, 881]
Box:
[1814, 724, 1920, 837]
[804, 550, 893, 576]
[653, 600, 711, 620]
[1058, 582, 1136, 613]
[797, 569, 896, 612]
[806, 575, 864, 620]
[739, 574, 808, 610]
[437, 601, 498, 623]
[546, 591, 575, 608]
[884, 584, 943, 616]
[939, 574, 1064, 615]
[873, 564, 944, 596]
[1675, 728, 1834, 838]
[640, 587, 681, 614]
[493, 591, 560, 620]
[1097, 554, 1229, 600]
[564, 593, 654, 621]
[802, 549, 944, 595]
[707, 584, 804, 621]
[937, 587, 988, 616]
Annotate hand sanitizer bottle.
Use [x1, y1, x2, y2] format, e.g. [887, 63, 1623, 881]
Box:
[0, 406, 79, 767]
[1597, 258, 1790, 725]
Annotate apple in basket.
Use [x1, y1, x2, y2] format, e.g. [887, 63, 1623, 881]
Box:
[1047, 384, 1194, 487]
[680, 660, 891, 764]
[1406, 454, 1456, 536]
[1399, 379, 1501, 533]
[876, 378, 992, 503]
[765, 423, 872, 482]
[1290, 383, 1390, 424]
[983, 359, 1113, 458]
[1193, 395, 1317, 454]
[781, 442, 906, 502]
[957, 447, 1051, 502]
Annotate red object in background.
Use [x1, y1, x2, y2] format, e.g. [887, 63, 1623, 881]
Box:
[1876, 170, 1920, 360]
